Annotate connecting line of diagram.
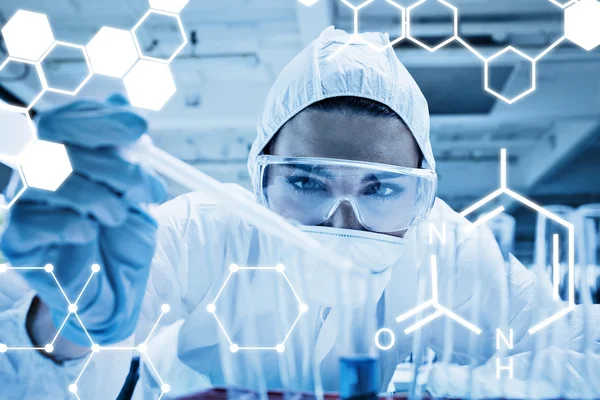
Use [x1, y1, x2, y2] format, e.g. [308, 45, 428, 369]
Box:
[0, 263, 99, 354]
[76, 304, 173, 400]
[207, 264, 308, 353]
[395, 254, 483, 335]
[373, 253, 483, 351]
[0, 263, 170, 400]
[320, 0, 592, 104]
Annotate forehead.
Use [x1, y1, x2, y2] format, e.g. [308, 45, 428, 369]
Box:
[271, 109, 420, 168]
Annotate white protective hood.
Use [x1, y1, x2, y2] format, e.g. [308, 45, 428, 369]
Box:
[247, 27, 436, 183]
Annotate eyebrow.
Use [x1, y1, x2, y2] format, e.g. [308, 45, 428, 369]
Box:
[287, 164, 333, 178]
[361, 172, 405, 183]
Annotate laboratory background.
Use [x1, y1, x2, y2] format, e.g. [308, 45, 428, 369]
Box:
[2, 0, 599, 266]
[0, 0, 599, 398]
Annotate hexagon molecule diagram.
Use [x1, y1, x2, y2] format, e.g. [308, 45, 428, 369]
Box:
[19, 140, 73, 191]
[132, 10, 188, 63]
[41, 42, 93, 95]
[564, 0, 600, 51]
[1, 10, 54, 61]
[86, 27, 139, 78]
[484, 47, 536, 104]
[123, 60, 176, 111]
[207, 264, 308, 352]
[357, 1, 406, 51]
[407, 0, 458, 52]
[0, 58, 47, 110]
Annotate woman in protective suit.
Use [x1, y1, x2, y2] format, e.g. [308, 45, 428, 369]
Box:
[0, 28, 598, 399]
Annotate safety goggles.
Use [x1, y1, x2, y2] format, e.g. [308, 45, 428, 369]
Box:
[255, 156, 437, 233]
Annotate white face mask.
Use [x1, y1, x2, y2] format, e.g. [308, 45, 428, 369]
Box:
[297, 226, 407, 307]
[300, 226, 406, 273]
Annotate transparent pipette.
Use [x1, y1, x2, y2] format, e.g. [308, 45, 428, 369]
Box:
[131, 135, 354, 271]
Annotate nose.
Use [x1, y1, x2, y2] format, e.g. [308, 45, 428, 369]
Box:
[322, 200, 365, 231]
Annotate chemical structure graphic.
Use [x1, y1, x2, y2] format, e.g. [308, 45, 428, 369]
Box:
[0, 266, 171, 399]
[0, 3, 187, 395]
[0, 0, 597, 208]
[301, 0, 600, 104]
[0, 1, 190, 210]
[374, 148, 574, 350]
[207, 264, 308, 353]
[395, 254, 482, 336]
[459, 149, 574, 335]
[374, 254, 482, 351]
[69, 303, 173, 400]
[0, 263, 99, 353]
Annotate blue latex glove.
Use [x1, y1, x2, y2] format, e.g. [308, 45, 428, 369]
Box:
[0, 98, 167, 346]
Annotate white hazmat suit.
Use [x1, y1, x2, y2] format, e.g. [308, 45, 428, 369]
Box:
[0, 28, 599, 399]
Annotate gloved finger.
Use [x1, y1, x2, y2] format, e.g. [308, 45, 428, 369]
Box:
[66, 146, 167, 204]
[0, 204, 98, 264]
[20, 241, 100, 316]
[36, 99, 147, 149]
[84, 210, 158, 337]
[20, 174, 129, 226]
[100, 209, 158, 274]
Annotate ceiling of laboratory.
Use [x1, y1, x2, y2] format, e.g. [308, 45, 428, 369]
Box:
[1, 0, 599, 216]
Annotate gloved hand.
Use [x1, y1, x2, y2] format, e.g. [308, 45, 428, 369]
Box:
[0, 98, 167, 346]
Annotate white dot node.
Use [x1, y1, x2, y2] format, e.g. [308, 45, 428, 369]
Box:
[68, 304, 78, 313]
[230, 344, 239, 353]
[44, 264, 54, 273]
[137, 343, 147, 353]
[0, 343, 7, 353]
[0, 264, 8, 273]
[299, 304, 308, 313]
[161, 304, 171, 313]
[91, 264, 100, 273]
[91, 344, 100, 353]
[45, 344, 54, 353]
[206, 304, 216, 313]
[161, 384, 171, 393]
[68, 384, 77, 393]
[275, 264, 285, 272]
[229, 264, 239, 273]
[276, 344, 285, 353]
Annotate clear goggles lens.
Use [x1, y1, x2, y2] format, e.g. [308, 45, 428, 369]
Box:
[256, 156, 437, 233]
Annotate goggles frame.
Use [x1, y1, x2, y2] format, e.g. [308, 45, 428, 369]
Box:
[254, 155, 438, 232]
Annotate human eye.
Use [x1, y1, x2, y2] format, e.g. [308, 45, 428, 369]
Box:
[286, 175, 327, 193]
[362, 181, 405, 199]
